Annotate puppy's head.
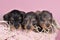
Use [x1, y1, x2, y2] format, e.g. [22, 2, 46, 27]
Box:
[22, 12, 38, 30]
[3, 10, 25, 29]
[38, 10, 53, 27]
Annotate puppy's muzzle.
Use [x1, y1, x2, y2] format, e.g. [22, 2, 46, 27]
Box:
[26, 25, 31, 30]
[13, 22, 20, 29]
[24, 21, 35, 30]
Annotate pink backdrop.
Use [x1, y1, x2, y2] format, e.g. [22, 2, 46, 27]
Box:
[0, 0, 60, 40]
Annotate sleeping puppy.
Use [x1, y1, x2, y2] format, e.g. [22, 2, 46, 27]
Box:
[36, 10, 54, 33]
[22, 11, 42, 32]
[3, 9, 25, 31]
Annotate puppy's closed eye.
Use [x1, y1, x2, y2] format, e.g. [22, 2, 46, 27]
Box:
[11, 17, 14, 21]
[19, 17, 21, 19]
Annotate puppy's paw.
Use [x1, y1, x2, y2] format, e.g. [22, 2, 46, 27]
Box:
[33, 25, 43, 33]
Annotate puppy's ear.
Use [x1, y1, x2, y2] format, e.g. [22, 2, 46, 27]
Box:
[21, 11, 26, 17]
[3, 13, 10, 21]
[20, 11, 26, 21]
[20, 11, 26, 29]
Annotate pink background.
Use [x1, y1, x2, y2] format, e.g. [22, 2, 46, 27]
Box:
[0, 0, 60, 40]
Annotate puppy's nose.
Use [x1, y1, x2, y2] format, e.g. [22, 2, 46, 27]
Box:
[46, 23, 50, 27]
[26, 25, 31, 30]
[14, 23, 19, 29]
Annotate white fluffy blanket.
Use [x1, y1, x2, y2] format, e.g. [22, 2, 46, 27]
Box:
[0, 20, 59, 40]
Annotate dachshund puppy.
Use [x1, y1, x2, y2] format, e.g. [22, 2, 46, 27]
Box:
[22, 11, 42, 32]
[39, 10, 53, 32]
[3, 10, 25, 31]
[36, 10, 54, 33]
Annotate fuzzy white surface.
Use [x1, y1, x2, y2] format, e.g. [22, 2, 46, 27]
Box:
[0, 21, 59, 40]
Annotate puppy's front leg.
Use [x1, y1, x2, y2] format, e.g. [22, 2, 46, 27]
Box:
[33, 25, 43, 33]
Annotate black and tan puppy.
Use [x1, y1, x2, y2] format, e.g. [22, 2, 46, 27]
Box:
[22, 11, 42, 32]
[3, 10, 25, 30]
[36, 10, 54, 33]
